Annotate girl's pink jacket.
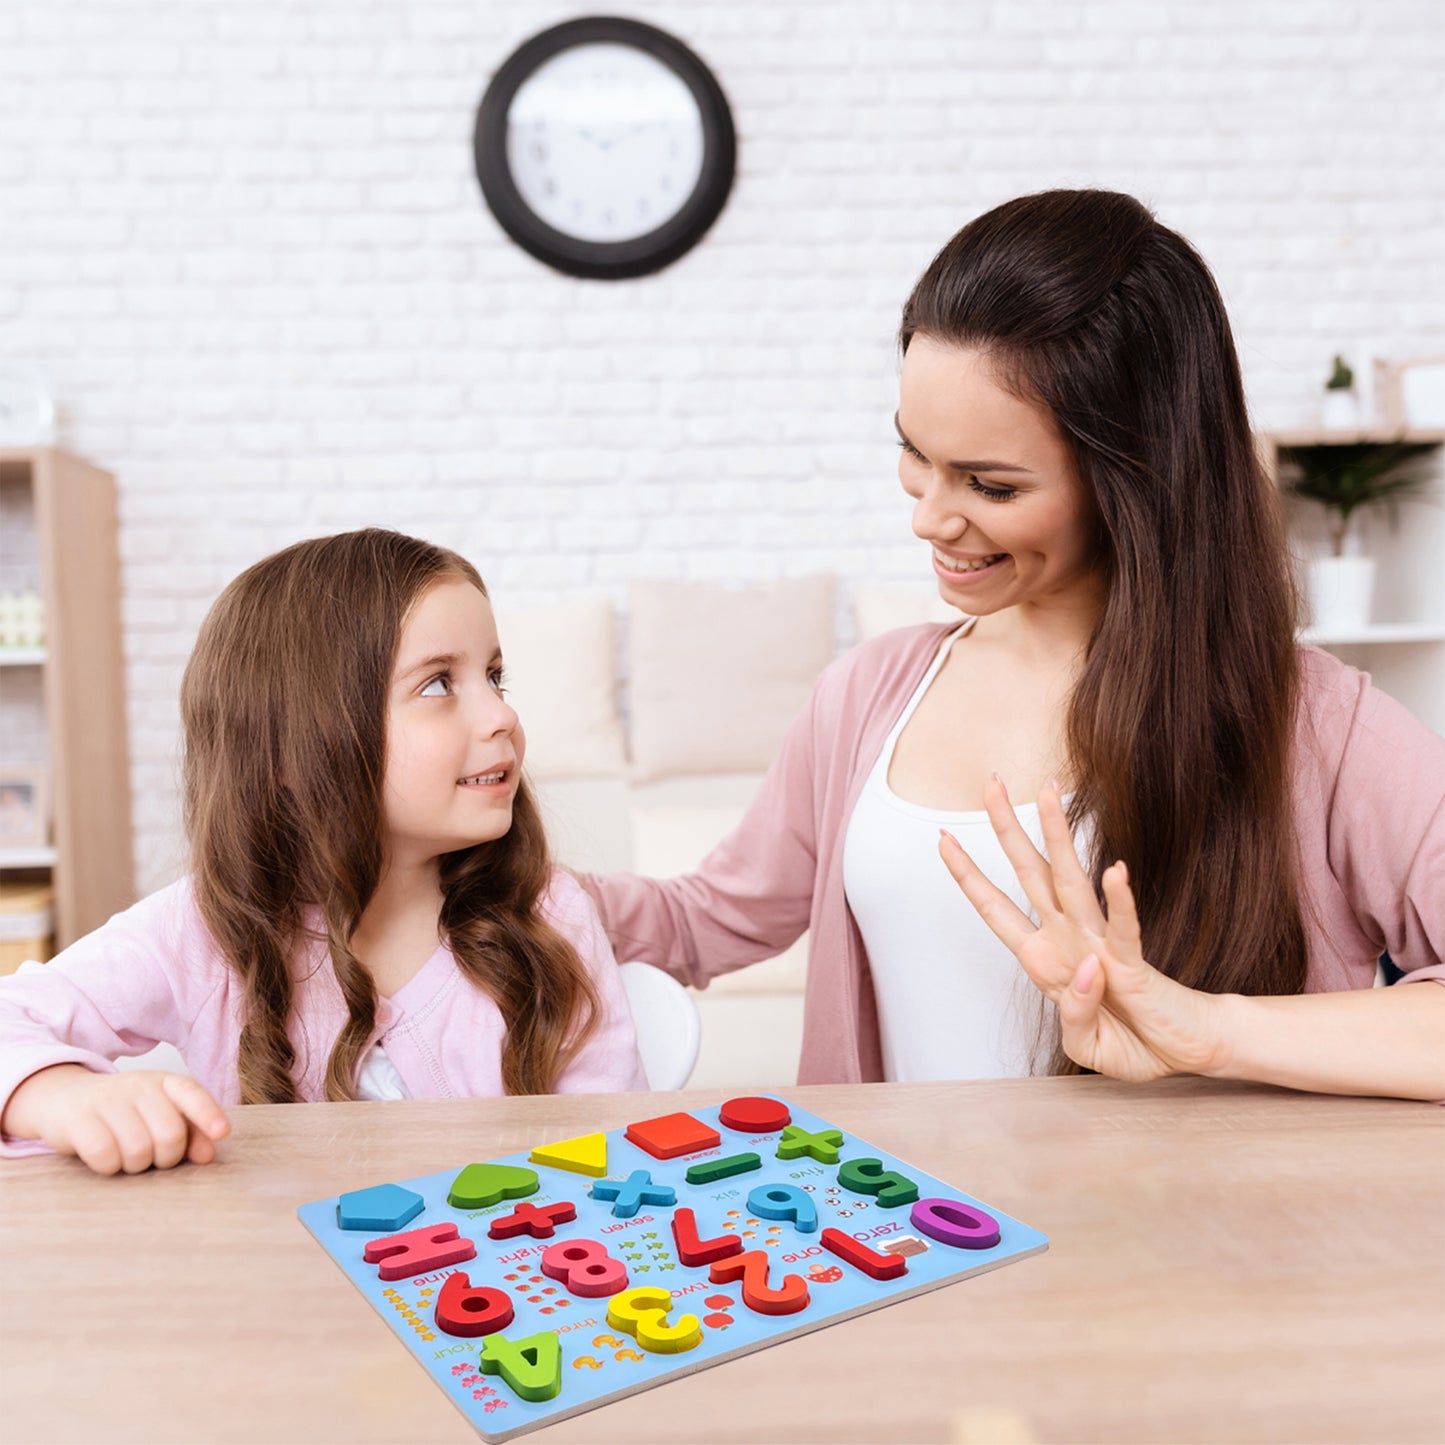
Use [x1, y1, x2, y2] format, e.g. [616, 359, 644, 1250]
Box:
[582, 625, 1445, 1084]
[0, 869, 646, 1156]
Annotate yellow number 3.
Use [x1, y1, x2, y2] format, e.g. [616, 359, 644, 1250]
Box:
[606, 1286, 703, 1354]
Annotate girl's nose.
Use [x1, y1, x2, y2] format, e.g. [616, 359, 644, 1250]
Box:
[478, 693, 519, 739]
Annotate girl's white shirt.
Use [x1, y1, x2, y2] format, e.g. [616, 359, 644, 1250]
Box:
[356, 1042, 412, 1101]
[842, 620, 1086, 1082]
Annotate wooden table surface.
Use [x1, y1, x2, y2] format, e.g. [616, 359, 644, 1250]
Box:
[2, 1076, 1442, 1445]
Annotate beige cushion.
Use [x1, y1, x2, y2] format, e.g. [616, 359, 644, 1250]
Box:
[630, 801, 807, 993]
[495, 598, 628, 780]
[852, 585, 964, 643]
[627, 576, 835, 781]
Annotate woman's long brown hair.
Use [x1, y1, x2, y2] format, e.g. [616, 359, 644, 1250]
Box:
[900, 190, 1308, 1069]
[180, 528, 599, 1102]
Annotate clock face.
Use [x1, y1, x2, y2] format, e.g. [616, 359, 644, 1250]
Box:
[474, 19, 736, 280]
[506, 44, 707, 245]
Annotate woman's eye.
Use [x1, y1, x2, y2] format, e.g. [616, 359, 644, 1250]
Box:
[969, 478, 1017, 502]
[420, 674, 453, 697]
[897, 439, 927, 463]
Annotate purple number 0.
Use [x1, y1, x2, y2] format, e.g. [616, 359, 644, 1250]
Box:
[910, 1197, 1002, 1250]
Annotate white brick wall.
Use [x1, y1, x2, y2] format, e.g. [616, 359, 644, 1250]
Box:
[2, 0, 1442, 891]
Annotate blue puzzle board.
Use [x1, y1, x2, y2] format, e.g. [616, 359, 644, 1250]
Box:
[297, 1096, 1048, 1442]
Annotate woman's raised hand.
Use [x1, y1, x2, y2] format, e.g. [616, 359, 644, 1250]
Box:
[938, 777, 1226, 1081]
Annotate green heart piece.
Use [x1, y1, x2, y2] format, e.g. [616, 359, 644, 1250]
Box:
[448, 1162, 541, 1209]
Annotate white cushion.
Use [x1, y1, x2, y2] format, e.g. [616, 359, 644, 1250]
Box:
[495, 598, 628, 780]
[627, 576, 835, 781]
[852, 585, 964, 643]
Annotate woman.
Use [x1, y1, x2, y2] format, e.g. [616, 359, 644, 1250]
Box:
[581, 189, 1445, 1101]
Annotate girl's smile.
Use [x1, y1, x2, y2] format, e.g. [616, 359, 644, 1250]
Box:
[384, 578, 524, 865]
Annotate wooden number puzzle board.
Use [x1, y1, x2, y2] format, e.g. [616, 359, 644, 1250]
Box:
[297, 1095, 1048, 1441]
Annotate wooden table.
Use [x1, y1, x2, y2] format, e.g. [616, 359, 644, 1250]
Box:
[2, 1077, 1442, 1445]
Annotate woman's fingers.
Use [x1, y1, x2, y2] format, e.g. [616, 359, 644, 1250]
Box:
[1101, 860, 1145, 963]
[938, 831, 1036, 955]
[1057, 953, 1106, 1067]
[982, 775, 1062, 921]
[1037, 782, 1107, 933]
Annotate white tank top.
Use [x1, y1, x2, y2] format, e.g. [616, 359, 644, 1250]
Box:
[842, 622, 1083, 1082]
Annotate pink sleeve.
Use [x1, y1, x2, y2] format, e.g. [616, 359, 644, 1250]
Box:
[544, 872, 648, 1094]
[1317, 660, 1445, 984]
[0, 882, 218, 1158]
[577, 658, 836, 990]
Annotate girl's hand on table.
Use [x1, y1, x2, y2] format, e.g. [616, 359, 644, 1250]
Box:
[939, 777, 1227, 1081]
[2, 1064, 230, 1174]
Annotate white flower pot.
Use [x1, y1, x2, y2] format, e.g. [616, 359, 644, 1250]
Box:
[1320, 389, 1358, 430]
[1307, 555, 1375, 633]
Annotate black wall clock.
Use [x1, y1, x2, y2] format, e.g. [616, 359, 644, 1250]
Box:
[474, 17, 736, 280]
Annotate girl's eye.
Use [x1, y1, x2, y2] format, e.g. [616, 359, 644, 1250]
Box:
[488, 667, 508, 696]
[969, 478, 1017, 502]
[420, 673, 453, 697]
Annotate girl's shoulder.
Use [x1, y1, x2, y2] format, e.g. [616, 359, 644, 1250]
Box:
[535, 867, 599, 933]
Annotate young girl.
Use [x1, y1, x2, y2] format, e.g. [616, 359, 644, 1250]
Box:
[0, 529, 646, 1173]
[580, 189, 1445, 1102]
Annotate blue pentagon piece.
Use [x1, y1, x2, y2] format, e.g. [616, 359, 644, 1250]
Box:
[336, 1182, 426, 1232]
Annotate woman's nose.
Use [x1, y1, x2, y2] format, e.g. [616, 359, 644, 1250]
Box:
[912, 478, 966, 542]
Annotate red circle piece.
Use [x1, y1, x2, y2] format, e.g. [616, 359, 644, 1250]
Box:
[718, 1096, 791, 1133]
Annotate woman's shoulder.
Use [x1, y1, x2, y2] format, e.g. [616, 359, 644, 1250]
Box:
[815, 620, 961, 706]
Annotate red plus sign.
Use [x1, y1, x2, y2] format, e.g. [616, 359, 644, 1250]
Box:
[486, 1200, 579, 1240]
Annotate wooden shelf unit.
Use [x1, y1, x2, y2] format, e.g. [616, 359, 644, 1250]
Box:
[0, 446, 135, 947]
[1260, 428, 1445, 736]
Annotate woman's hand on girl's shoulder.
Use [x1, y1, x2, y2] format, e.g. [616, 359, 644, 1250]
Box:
[939, 777, 1228, 1081]
[2, 1063, 230, 1175]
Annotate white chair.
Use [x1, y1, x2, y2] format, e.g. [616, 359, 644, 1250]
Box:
[619, 960, 701, 1091]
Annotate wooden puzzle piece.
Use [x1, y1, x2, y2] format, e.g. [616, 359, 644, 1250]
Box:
[776, 1124, 844, 1164]
[540, 1238, 629, 1298]
[447, 1162, 540, 1210]
[837, 1157, 920, 1208]
[589, 1169, 677, 1218]
[607, 1286, 703, 1354]
[708, 1248, 810, 1316]
[363, 1223, 477, 1281]
[336, 1183, 425, 1232]
[478, 1330, 563, 1402]
[819, 1226, 908, 1280]
[684, 1152, 761, 1185]
[717, 1096, 791, 1133]
[529, 1132, 608, 1178]
[434, 1273, 516, 1337]
[486, 1199, 579, 1240]
[624, 1111, 721, 1160]
[911, 1198, 1002, 1250]
[747, 1183, 818, 1233]
[671, 1206, 745, 1267]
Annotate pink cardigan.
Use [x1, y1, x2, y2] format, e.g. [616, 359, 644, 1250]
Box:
[582, 625, 1445, 1084]
[0, 870, 646, 1157]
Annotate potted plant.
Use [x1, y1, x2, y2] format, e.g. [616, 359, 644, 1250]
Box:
[1281, 438, 1436, 631]
[1320, 354, 1358, 429]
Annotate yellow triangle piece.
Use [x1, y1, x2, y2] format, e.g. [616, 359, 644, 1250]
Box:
[529, 1132, 608, 1178]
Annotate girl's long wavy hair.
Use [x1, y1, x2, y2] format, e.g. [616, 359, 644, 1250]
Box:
[180, 528, 599, 1103]
[900, 190, 1308, 1070]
